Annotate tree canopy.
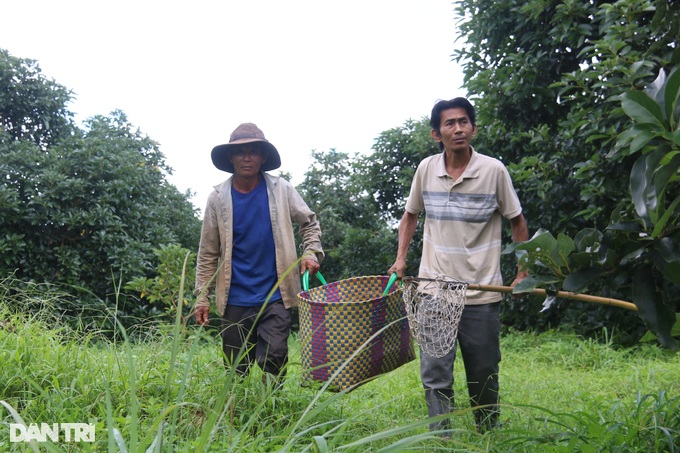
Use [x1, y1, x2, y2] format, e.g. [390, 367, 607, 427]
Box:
[1, 49, 201, 328]
[296, 149, 399, 280]
[453, 0, 679, 348]
[0, 49, 74, 148]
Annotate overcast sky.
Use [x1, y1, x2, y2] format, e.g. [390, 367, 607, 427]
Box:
[1, 0, 466, 213]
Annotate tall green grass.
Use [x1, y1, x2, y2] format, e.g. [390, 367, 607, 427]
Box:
[1, 279, 679, 452]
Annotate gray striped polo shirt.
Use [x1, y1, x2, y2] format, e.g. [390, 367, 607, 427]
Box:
[405, 149, 522, 304]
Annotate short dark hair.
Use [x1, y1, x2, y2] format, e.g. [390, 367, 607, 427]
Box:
[429, 97, 476, 134]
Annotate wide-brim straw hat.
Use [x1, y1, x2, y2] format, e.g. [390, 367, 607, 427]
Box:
[211, 123, 281, 173]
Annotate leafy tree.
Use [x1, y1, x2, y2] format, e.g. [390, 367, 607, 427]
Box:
[452, 0, 679, 347]
[357, 119, 437, 221]
[354, 118, 441, 278]
[0, 49, 74, 148]
[508, 67, 680, 350]
[125, 244, 196, 324]
[0, 49, 201, 327]
[296, 150, 397, 281]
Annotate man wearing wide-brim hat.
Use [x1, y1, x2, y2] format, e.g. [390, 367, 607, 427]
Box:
[194, 122, 324, 383]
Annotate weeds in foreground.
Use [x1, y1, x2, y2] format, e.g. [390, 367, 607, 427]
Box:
[493, 391, 679, 452]
[1, 278, 679, 451]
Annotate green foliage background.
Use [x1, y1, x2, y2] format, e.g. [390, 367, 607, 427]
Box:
[1, 50, 201, 329]
[2, 0, 679, 348]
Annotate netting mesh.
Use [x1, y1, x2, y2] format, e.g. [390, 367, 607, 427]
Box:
[402, 276, 467, 358]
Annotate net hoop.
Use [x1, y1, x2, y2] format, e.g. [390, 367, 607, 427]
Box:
[402, 276, 468, 358]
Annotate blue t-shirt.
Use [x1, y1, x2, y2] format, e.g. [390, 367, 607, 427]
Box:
[228, 178, 282, 306]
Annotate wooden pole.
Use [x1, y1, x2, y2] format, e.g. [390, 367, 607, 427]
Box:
[467, 283, 638, 312]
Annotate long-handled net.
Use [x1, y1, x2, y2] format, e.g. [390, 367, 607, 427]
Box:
[402, 276, 468, 358]
[402, 274, 638, 359]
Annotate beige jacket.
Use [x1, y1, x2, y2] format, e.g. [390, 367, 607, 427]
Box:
[194, 173, 323, 315]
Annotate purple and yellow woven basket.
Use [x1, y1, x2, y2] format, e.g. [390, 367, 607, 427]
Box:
[297, 275, 415, 391]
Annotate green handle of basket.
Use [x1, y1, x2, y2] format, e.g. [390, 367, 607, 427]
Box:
[383, 272, 399, 298]
[302, 269, 327, 291]
[302, 271, 396, 295]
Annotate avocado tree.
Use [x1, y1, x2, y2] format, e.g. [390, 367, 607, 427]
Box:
[296, 149, 397, 281]
[1, 49, 201, 327]
[452, 0, 679, 347]
[508, 67, 680, 350]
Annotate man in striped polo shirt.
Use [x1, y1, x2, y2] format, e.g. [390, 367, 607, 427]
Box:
[389, 97, 529, 433]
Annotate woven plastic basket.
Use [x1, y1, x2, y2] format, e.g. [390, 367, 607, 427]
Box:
[297, 274, 415, 391]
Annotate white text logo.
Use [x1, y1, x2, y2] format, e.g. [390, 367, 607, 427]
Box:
[10, 423, 95, 443]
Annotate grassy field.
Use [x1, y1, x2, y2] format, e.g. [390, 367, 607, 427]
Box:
[1, 298, 679, 452]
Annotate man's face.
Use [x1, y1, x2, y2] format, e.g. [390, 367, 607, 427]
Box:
[229, 144, 267, 177]
[432, 107, 477, 153]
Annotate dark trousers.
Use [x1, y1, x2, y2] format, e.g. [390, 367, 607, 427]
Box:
[420, 302, 501, 431]
[221, 299, 290, 379]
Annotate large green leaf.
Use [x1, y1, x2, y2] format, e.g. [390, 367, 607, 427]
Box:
[507, 228, 571, 273]
[619, 245, 646, 266]
[556, 233, 575, 266]
[621, 90, 668, 129]
[563, 267, 607, 292]
[606, 222, 644, 233]
[644, 67, 667, 113]
[652, 193, 680, 238]
[629, 149, 665, 223]
[630, 128, 661, 154]
[640, 313, 680, 343]
[504, 228, 556, 256]
[664, 130, 680, 146]
[647, 151, 680, 233]
[632, 265, 678, 351]
[513, 274, 562, 294]
[649, 237, 680, 284]
[573, 228, 602, 252]
[653, 151, 680, 197]
[663, 66, 680, 127]
[570, 228, 602, 268]
[643, 68, 666, 101]
[614, 123, 661, 155]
